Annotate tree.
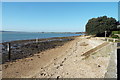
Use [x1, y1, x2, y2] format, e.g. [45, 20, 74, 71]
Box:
[85, 16, 117, 37]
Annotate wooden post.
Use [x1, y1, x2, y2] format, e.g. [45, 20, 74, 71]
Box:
[36, 38, 39, 43]
[7, 43, 11, 61]
[113, 39, 116, 42]
[105, 31, 107, 40]
[107, 38, 109, 42]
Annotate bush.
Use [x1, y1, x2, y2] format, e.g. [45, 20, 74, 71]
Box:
[86, 16, 117, 37]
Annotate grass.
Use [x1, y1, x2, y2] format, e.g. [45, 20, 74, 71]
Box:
[112, 31, 120, 34]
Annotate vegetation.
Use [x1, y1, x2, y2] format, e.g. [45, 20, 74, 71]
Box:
[111, 35, 119, 38]
[86, 16, 118, 37]
[112, 31, 120, 34]
[111, 31, 120, 39]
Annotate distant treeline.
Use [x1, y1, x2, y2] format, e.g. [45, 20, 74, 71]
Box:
[1, 31, 84, 34]
[85, 16, 120, 37]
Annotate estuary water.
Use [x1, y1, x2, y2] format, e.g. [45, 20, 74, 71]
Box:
[1, 32, 83, 43]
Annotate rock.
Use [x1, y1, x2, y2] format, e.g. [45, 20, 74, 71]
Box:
[98, 65, 101, 67]
[56, 66, 59, 69]
[16, 72, 19, 73]
[41, 73, 46, 76]
[66, 73, 69, 75]
[60, 63, 63, 66]
[61, 61, 64, 63]
[4, 65, 8, 69]
[64, 58, 66, 60]
[57, 76, 60, 79]
[38, 56, 40, 58]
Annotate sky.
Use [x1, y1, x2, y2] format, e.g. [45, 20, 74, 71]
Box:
[2, 2, 118, 32]
[1, 0, 120, 2]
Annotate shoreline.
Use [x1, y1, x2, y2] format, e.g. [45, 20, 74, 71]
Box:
[1, 36, 79, 64]
[2, 36, 112, 78]
[1, 32, 82, 44]
[1, 35, 81, 44]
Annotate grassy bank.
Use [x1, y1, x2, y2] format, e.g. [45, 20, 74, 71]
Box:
[2, 36, 78, 64]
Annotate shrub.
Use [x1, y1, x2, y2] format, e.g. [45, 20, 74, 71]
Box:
[86, 16, 117, 37]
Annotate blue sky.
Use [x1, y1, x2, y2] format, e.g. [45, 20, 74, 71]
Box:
[2, 2, 118, 32]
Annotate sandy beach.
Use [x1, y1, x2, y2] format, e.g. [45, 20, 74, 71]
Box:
[2, 36, 111, 78]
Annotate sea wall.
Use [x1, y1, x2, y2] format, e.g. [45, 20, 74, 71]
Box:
[104, 43, 117, 78]
[92, 42, 117, 78]
[82, 41, 117, 78]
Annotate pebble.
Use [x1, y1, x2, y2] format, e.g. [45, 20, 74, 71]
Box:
[60, 63, 63, 66]
[57, 76, 60, 79]
[98, 65, 101, 67]
[56, 66, 59, 69]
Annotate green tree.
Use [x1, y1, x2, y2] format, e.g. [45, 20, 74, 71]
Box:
[86, 16, 117, 37]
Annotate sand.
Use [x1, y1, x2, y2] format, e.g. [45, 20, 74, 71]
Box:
[2, 36, 111, 78]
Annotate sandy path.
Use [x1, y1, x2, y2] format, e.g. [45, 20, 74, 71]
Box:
[2, 36, 110, 78]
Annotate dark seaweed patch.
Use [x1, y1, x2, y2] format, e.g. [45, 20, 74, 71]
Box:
[1, 37, 75, 64]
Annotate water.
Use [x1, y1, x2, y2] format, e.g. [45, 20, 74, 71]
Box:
[1, 32, 83, 43]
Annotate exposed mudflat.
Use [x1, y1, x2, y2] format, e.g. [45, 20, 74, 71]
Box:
[2, 37, 75, 63]
[2, 36, 111, 78]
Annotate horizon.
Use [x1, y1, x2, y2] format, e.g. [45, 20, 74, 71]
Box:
[2, 2, 118, 32]
[1, 30, 84, 33]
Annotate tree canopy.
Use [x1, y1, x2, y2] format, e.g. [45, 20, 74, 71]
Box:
[85, 16, 118, 37]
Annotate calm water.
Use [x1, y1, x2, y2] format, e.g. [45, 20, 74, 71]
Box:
[1, 32, 83, 43]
